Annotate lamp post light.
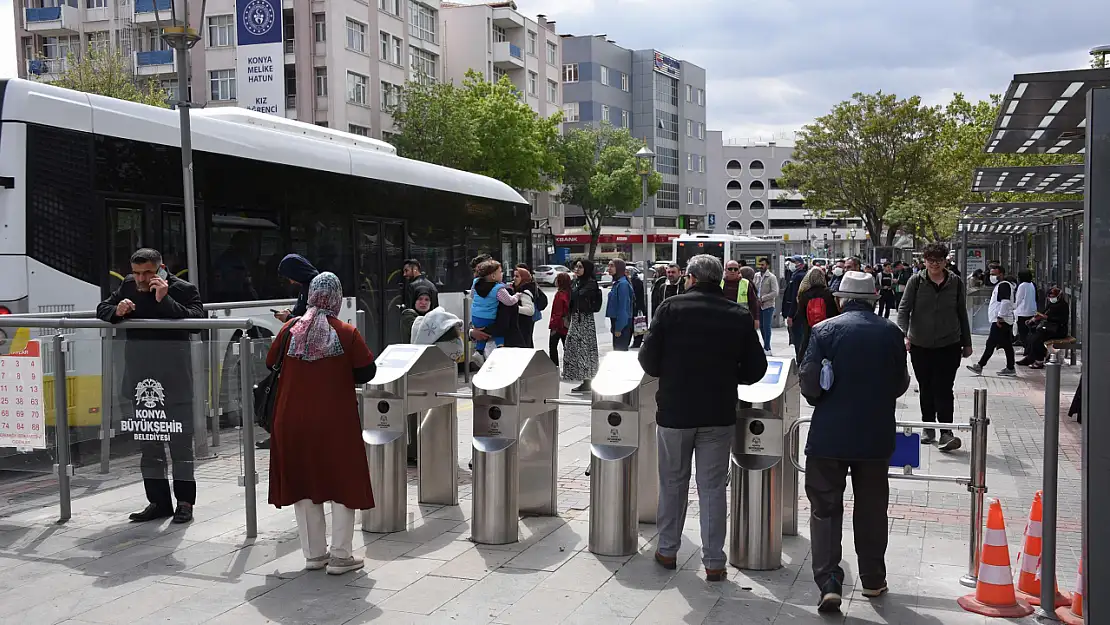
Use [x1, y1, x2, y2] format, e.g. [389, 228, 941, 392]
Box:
[635, 143, 655, 321]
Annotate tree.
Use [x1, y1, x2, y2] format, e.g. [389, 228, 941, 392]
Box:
[555, 124, 662, 259]
[779, 91, 944, 246]
[47, 50, 169, 107]
[388, 70, 563, 192]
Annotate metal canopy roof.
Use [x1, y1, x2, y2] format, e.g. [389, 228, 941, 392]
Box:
[971, 165, 1085, 194]
[963, 201, 1084, 219]
[957, 222, 1036, 235]
[985, 67, 1110, 154]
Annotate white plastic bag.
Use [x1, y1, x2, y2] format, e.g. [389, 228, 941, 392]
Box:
[820, 358, 834, 391]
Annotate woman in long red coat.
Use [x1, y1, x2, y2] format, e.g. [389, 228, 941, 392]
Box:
[267, 272, 376, 575]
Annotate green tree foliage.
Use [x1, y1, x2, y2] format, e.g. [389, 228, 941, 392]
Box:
[48, 50, 169, 107]
[388, 70, 563, 192]
[555, 124, 662, 259]
[779, 92, 944, 246]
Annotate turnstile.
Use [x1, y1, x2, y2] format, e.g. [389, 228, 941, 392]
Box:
[587, 351, 659, 556]
[470, 348, 560, 544]
[361, 344, 458, 533]
[728, 357, 800, 570]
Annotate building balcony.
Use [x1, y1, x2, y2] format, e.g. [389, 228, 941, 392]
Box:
[26, 57, 69, 80]
[135, 49, 176, 76]
[133, 0, 173, 24]
[23, 4, 80, 35]
[493, 41, 524, 70]
[491, 6, 524, 29]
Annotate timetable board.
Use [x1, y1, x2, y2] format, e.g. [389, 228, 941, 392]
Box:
[0, 340, 47, 450]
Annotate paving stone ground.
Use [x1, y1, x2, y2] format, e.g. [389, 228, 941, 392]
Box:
[0, 298, 1083, 624]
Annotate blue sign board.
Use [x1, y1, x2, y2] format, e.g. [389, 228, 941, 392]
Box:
[236, 0, 282, 45]
[708, 213, 716, 227]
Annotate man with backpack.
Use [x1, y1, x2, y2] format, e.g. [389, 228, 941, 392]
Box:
[896, 243, 973, 451]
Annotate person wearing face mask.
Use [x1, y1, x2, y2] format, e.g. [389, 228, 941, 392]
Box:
[780, 255, 808, 350]
[967, 264, 1017, 376]
[1017, 287, 1069, 369]
[828, 261, 846, 293]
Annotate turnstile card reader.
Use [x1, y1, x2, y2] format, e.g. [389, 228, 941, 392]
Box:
[471, 348, 560, 545]
[362, 344, 458, 533]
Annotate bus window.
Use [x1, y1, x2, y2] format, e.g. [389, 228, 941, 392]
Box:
[209, 210, 283, 302]
[107, 201, 145, 291]
[676, 241, 724, 269]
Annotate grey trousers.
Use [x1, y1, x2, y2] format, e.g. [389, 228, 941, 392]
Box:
[656, 425, 732, 570]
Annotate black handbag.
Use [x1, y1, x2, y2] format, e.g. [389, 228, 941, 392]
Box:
[253, 320, 296, 433]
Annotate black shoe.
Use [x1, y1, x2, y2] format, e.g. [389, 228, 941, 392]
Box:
[939, 432, 962, 452]
[818, 580, 843, 613]
[570, 381, 591, 393]
[130, 503, 173, 523]
[255, 438, 271, 450]
[920, 429, 936, 445]
[653, 551, 677, 570]
[172, 503, 194, 524]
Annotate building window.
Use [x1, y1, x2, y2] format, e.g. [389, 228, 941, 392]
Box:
[656, 73, 679, 107]
[348, 124, 370, 136]
[528, 71, 537, 96]
[562, 102, 579, 122]
[600, 65, 609, 86]
[697, 122, 705, 140]
[86, 31, 110, 55]
[656, 146, 678, 175]
[686, 119, 693, 137]
[687, 153, 693, 171]
[601, 104, 609, 123]
[161, 78, 178, 103]
[313, 13, 326, 42]
[546, 40, 557, 65]
[547, 79, 558, 103]
[697, 88, 705, 105]
[493, 66, 508, 83]
[314, 67, 327, 96]
[698, 155, 705, 173]
[346, 71, 368, 105]
[686, 84, 692, 102]
[656, 182, 679, 211]
[408, 1, 436, 44]
[207, 14, 234, 48]
[562, 63, 577, 83]
[492, 25, 507, 43]
[209, 69, 236, 101]
[381, 81, 402, 109]
[621, 72, 629, 92]
[316, 121, 329, 127]
[346, 19, 367, 53]
[687, 187, 693, 205]
[86, 0, 106, 8]
[379, 32, 403, 65]
[621, 110, 629, 128]
[527, 30, 537, 56]
[382, 130, 397, 142]
[655, 111, 678, 141]
[409, 46, 437, 85]
[699, 189, 706, 205]
[378, 0, 400, 16]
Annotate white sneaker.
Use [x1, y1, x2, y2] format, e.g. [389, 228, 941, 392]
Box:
[305, 553, 330, 570]
[326, 556, 365, 575]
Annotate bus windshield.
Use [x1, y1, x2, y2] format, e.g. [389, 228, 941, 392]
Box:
[675, 240, 725, 269]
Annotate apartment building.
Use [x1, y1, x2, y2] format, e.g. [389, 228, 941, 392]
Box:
[440, 1, 563, 261]
[557, 34, 707, 262]
[13, 0, 444, 138]
[705, 132, 864, 258]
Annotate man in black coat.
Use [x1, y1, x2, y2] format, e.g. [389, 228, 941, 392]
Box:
[97, 248, 205, 524]
[650, 263, 684, 318]
[798, 270, 909, 613]
[628, 268, 647, 348]
[402, 259, 439, 310]
[638, 254, 767, 582]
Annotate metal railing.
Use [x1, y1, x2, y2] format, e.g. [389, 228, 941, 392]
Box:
[6, 298, 300, 319]
[0, 317, 262, 538]
[785, 388, 991, 587]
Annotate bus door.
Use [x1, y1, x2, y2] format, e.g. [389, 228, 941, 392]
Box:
[354, 218, 407, 354]
[105, 198, 191, 293]
[499, 231, 529, 272]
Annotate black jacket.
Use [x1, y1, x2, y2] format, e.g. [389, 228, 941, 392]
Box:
[639, 282, 768, 429]
[569, 277, 602, 315]
[404, 274, 439, 310]
[799, 300, 909, 460]
[650, 277, 684, 317]
[793, 285, 840, 358]
[630, 275, 646, 317]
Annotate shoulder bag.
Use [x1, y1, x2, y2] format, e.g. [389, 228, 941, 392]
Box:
[253, 320, 297, 433]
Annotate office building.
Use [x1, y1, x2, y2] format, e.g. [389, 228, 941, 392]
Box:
[556, 34, 707, 262]
[706, 132, 864, 258]
[13, 0, 445, 139]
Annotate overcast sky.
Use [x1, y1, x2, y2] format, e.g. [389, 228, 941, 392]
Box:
[513, 0, 1110, 143]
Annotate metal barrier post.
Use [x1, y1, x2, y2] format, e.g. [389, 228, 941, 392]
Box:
[960, 389, 990, 588]
[463, 290, 472, 385]
[1037, 355, 1062, 617]
[98, 328, 113, 474]
[53, 333, 71, 523]
[208, 317, 221, 448]
[239, 335, 258, 539]
[191, 338, 209, 458]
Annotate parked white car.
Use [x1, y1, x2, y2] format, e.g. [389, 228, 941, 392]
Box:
[534, 265, 570, 286]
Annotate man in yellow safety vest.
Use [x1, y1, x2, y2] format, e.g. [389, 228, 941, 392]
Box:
[721, 260, 760, 326]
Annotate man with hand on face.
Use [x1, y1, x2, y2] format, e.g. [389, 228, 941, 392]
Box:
[97, 248, 205, 524]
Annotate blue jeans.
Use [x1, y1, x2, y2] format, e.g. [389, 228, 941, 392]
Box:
[759, 307, 775, 350]
[656, 425, 732, 570]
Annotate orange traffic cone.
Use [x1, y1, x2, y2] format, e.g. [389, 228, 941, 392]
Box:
[1015, 491, 1071, 607]
[958, 499, 1034, 617]
[1056, 560, 1084, 624]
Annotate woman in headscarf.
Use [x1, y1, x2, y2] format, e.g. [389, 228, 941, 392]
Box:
[564, 258, 602, 392]
[273, 254, 320, 321]
[401, 285, 436, 344]
[267, 272, 376, 576]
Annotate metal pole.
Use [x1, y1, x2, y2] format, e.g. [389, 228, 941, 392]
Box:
[356, 309, 366, 346]
[463, 290, 472, 385]
[1038, 353, 1062, 617]
[53, 334, 71, 523]
[208, 316, 221, 448]
[641, 173, 649, 281]
[98, 328, 113, 474]
[239, 335, 258, 538]
[961, 388, 990, 588]
[176, 2, 198, 289]
[960, 228, 968, 278]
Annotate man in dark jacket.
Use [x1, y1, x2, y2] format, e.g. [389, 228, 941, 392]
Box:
[402, 259, 439, 310]
[97, 248, 205, 524]
[798, 270, 909, 613]
[781, 255, 808, 348]
[650, 263, 684, 319]
[628, 267, 647, 348]
[639, 254, 767, 582]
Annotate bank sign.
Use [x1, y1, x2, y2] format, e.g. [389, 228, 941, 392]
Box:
[236, 0, 285, 116]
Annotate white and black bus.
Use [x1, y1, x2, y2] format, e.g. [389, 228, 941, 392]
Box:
[0, 78, 530, 432]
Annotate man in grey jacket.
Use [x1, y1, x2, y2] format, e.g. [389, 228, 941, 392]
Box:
[755, 257, 779, 353]
[896, 243, 973, 451]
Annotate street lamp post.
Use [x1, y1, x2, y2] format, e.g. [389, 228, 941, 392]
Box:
[635, 144, 655, 320]
[831, 222, 839, 258]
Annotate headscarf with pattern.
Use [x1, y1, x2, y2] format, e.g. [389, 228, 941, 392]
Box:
[287, 272, 345, 362]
